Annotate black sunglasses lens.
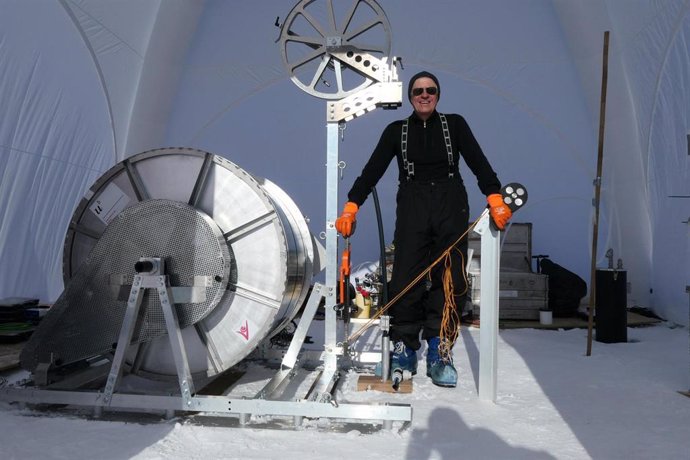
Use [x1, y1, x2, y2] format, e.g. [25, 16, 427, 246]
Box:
[412, 87, 437, 96]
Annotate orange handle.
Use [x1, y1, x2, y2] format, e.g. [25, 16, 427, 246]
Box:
[339, 245, 351, 304]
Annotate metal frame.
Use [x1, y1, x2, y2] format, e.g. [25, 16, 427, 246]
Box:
[103, 268, 195, 407]
[0, 388, 412, 424]
[0, 279, 412, 426]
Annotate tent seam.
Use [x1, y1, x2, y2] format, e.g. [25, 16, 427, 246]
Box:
[57, 0, 118, 164]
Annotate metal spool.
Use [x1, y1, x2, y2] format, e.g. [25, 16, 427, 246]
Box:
[278, 0, 392, 100]
[28, 147, 316, 381]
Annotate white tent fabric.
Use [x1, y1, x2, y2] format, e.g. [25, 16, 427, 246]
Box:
[0, 0, 688, 325]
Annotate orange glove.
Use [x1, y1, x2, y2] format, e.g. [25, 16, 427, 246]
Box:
[487, 194, 512, 230]
[335, 202, 359, 237]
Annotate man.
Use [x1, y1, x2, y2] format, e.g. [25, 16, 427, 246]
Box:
[335, 71, 511, 387]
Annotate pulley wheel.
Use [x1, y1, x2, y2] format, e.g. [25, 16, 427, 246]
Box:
[279, 0, 392, 100]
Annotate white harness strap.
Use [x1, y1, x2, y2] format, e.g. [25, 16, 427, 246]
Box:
[401, 113, 454, 180]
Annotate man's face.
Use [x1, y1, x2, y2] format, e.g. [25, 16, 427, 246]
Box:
[410, 77, 438, 119]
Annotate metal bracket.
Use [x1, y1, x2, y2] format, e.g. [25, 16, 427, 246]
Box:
[327, 81, 402, 122]
[102, 271, 195, 408]
[329, 48, 387, 80]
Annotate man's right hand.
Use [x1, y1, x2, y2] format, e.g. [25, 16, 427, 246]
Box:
[335, 202, 359, 237]
[487, 193, 512, 230]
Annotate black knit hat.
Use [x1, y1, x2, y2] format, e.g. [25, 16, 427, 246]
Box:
[408, 71, 441, 101]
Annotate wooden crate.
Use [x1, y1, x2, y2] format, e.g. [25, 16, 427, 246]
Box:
[467, 222, 547, 319]
[468, 271, 548, 320]
[469, 222, 534, 272]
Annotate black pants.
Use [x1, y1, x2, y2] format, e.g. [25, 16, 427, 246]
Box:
[388, 178, 469, 351]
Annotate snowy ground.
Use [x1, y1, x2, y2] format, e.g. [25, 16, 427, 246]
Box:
[1, 323, 689, 460]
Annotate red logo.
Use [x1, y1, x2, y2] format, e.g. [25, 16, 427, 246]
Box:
[237, 320, 249, 340]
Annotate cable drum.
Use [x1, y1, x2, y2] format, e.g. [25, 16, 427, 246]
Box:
[25, 148, 317, 381]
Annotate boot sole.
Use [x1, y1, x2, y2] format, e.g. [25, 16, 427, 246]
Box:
[431, 381, 457, 388]
[427, 370, 457, 387]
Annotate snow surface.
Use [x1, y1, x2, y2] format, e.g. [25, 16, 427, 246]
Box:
[1, 323, 689, 460]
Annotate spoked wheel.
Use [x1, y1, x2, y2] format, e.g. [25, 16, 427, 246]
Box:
[279, 0, 392, 100]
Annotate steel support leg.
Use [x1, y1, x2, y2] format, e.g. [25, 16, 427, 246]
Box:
[474, 211, 501, 402]
[316, 121, 342, 397]
[102, 275, 146, 405]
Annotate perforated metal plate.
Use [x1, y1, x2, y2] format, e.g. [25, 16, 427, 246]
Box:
[21, 199, 230, 371]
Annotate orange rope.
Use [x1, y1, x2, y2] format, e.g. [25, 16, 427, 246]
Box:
[347, 211, 484, 344]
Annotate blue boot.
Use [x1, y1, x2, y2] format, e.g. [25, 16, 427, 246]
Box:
[426, 337, 457, 387]
[390, 340, 418, 376]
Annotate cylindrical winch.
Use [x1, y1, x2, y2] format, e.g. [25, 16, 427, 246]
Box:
[20, 147, 319, 383]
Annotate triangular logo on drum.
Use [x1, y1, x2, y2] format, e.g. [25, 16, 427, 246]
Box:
[237, 320, 250, 340]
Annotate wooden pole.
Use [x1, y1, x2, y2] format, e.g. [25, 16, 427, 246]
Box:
[586, 31, 610, 356]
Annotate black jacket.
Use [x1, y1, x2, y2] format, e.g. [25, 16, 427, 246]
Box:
[347, 110, 501, 205]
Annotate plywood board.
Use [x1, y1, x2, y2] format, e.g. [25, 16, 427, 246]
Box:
[356, 374, 413, 393]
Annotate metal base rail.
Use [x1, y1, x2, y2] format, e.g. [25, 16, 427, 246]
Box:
[0, 280, 412, 428]
[0, 388, 412, 426]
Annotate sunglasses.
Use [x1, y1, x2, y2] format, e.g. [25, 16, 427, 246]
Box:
[411, 87, 438, 96]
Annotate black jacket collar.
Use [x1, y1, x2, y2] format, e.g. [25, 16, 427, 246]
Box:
[409, 110, 439, 125]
